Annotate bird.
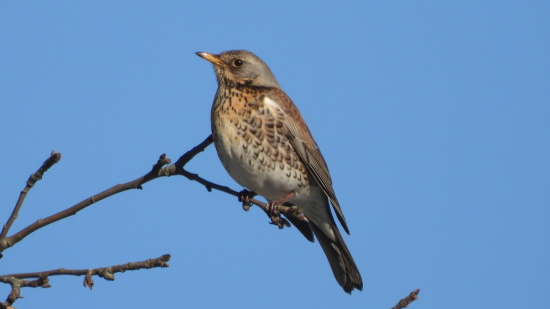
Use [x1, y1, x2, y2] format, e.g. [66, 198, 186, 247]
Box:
[196, 50, 363, 293]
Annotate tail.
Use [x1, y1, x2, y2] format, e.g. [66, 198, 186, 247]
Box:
[310, 223, 363, 293]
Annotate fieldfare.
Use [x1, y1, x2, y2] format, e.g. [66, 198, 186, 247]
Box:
[196, 50, 363, 293]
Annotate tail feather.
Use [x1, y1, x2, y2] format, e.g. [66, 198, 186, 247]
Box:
[285, 213, 315, 242]
[310, 223, 363, 293]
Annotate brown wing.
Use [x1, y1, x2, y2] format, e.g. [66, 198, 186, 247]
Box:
[264, 88, 350, 234]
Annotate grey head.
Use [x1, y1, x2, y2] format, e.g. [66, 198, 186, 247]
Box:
[196, 50, 280, 89]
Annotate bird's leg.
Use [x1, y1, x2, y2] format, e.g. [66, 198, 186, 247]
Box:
[266, 191, 296, 229]
[238, 189, 256, 211]
[266, 191, 296, 214]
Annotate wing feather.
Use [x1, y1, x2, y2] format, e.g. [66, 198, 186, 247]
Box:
[263, 89, 350, 234]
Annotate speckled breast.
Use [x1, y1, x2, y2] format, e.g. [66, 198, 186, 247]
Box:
[211, 85, 311, 201]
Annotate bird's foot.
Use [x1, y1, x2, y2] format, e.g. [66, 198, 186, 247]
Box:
[266, 192, 296, 229]
[268, 214, 291, 229]
[238, 189, 256, 211]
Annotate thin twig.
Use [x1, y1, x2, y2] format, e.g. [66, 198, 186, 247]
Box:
[0, 136, 212, 256]
[0, 151, 61, 241]
[390, 288, 420, 309]
[0, 255, 170, 308]
[0, 154, 171, 254]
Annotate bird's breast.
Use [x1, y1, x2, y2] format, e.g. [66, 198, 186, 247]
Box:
[211, 87, 310, 200]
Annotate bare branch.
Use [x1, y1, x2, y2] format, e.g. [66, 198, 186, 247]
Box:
[1, 134, 306, 256]
[0, 153, 172, 254]
[0, 136, 210, 255]
[0, 255, 170, 307]
[390, 288, 420, 309]
[0, 151, 61, 242]
[175, 134, 213, 170]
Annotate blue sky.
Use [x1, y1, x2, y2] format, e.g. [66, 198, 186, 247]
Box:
[1, 1, 549, 308]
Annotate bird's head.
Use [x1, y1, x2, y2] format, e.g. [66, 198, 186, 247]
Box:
[196, 50, 280, 88]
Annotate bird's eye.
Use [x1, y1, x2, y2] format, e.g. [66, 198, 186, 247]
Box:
[233, 59, 243, 67]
